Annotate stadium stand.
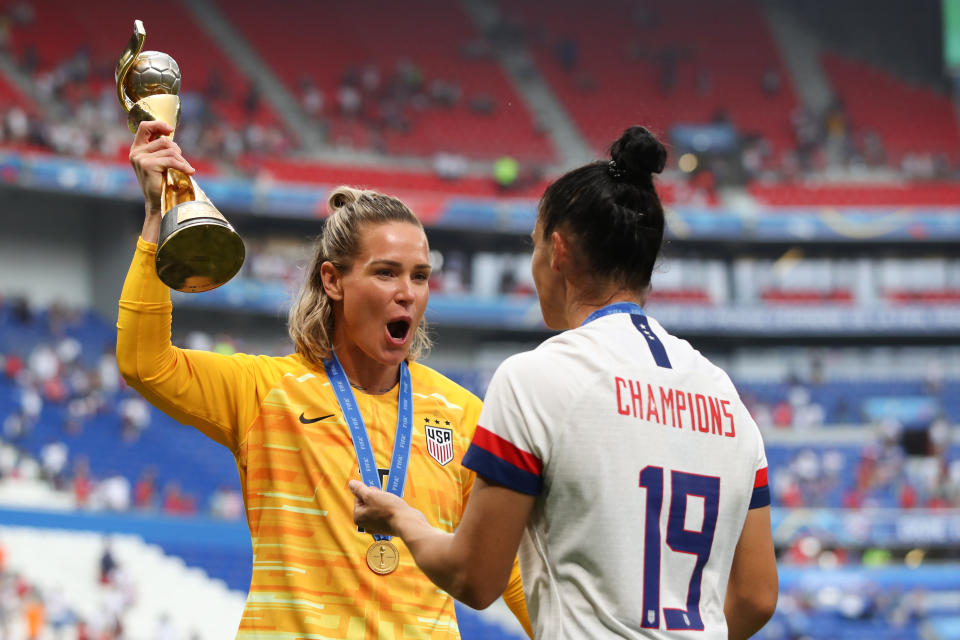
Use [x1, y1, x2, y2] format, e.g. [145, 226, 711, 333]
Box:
[0, 525, 245, 639]
[821, 51, 960, 168]
[498, 0, 798, 155]
[213, 0, 554, 163]
[0, 0, 279, 128]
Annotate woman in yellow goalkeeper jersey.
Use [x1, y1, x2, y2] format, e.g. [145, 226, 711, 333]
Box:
[118, 119, 530, 639]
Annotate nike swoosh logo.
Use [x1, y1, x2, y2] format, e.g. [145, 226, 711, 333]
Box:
[299, 413, 335, 424]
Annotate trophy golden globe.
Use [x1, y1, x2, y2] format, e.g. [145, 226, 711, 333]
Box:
[116, 19, 244, 293]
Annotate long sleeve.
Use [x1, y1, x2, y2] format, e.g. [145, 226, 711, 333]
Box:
[116, 237, 272, 453]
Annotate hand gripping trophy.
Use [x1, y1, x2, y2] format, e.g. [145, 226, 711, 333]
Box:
[116, 20, 244, 293]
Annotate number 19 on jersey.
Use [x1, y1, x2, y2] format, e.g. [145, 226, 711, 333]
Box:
[639, 467, 720, 631]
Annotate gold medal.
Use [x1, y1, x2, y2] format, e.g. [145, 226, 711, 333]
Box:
[366, 540, 399, 575]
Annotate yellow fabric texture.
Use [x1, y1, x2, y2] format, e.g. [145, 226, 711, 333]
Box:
[117, 238, 531, 639]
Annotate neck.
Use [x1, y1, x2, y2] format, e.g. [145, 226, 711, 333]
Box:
[566, 290, 644, 328]
[331, 337, 401, 396]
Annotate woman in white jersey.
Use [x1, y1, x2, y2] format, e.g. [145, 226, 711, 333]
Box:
[350, 126, 778, 639]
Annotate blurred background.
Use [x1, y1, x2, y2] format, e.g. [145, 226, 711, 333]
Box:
[0, 0, 958, 638]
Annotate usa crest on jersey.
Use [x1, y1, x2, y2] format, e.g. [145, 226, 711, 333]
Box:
[425, 425, 454, 466]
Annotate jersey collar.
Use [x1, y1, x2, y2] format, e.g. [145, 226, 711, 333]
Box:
[581, 301, 646, 326]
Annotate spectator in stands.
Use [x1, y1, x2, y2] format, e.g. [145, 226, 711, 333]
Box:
[96, 474, 132, 512]
[2, 410, 26, 442]
[72, 455, 93, 507]
[133, 466, 157, 510]
[98, 540, 116, 585]
[39, 438, 67, 489]
[433, 150, 468, 180]
[494, 155, 519, 190]
[299, 77, 324, 119]
[118, 394, 150, 441]
[161, 481, 195, 516]
[0, 441, 17, 479]
[209, 485, 243, 520]
[24, 586, 44, 640]
[120, 119, 531, 638]
[555, 36, 579, 71]
[761, 66, 781, 95]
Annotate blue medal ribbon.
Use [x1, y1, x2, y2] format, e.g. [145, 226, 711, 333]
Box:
[582, 301, 646, 325]
[582, 302, 672, 369]
[324, 352, 413, 541]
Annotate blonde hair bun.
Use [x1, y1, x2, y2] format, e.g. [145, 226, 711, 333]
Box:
[328, 186, 365, 212]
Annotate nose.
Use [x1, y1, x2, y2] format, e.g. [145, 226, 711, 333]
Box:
[395, 277, 414, 306]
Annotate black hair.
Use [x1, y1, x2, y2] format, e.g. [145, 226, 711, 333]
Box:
[539, 125, 667, 292]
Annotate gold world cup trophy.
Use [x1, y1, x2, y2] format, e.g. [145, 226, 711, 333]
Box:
[116, 20, 244, 293]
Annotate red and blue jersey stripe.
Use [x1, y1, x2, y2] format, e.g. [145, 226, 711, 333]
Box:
[462, 426, 543, 495]
[749, 467, 770, 509]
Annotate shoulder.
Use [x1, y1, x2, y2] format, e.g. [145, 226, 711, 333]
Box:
[408, 361, 482, 408]
[486, 329, 595, 404]
[229, 352, 314, 374]
[648, 316, 736, 386]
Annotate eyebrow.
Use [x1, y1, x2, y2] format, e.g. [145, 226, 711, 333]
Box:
[370, 259, 432, 270]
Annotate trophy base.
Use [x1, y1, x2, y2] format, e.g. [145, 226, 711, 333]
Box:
[156, 201, 245, 293]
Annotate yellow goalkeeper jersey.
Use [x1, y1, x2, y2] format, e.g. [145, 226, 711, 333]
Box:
[117, 238, 530, 639]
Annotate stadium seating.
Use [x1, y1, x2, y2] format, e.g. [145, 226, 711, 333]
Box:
[0, 0, 280, 127]
[214, 0, 554, 163]
[0, 525, 245, 639]
[737, 379, 960, 427]
[0, 73, 33, 112]
[821, 52, 960, 166]
[499, 0, 798, 156]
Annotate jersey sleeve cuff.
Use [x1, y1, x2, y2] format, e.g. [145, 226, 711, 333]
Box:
[463, 442, 542, 496]
[749, 467, 770, 509]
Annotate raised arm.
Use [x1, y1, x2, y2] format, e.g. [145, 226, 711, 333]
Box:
[724, 505, 778, 639]
[350, 476, 535, 610]
[117, 121, 262, 452]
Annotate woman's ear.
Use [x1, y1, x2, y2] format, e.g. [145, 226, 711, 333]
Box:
[320, 261, 345, 301]
[550, 231, 570, 273]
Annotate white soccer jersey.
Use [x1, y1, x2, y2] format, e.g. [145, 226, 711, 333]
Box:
[463, 304, 770, 639]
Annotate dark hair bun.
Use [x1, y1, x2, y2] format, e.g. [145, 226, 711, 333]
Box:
[610, 126, 667, 180]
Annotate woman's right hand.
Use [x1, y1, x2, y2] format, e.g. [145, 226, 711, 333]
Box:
[128, 120, 195, 241]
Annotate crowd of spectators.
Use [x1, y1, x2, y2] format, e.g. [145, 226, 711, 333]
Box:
[0, 295, 245, 521]
[742, 99, 958, 184]
[746, 364, 960, 511]
[0, 537, 142, 640]
[768, 423, 960, 512]
[0, 0, 954, 196]
[762, 583, 932, 640]
[0, 1, 292, 168]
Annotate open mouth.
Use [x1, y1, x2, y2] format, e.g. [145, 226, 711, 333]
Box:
[387, 320, 410, 342]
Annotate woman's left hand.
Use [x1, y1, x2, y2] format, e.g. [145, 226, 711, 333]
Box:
[349, 480, 425, 536]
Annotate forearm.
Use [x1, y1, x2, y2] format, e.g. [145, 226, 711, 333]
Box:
[141, 203, 161, 244]
[392, 508, 478, 605]
[352, 477, 530, 610]
[724, 590, 775, 640]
